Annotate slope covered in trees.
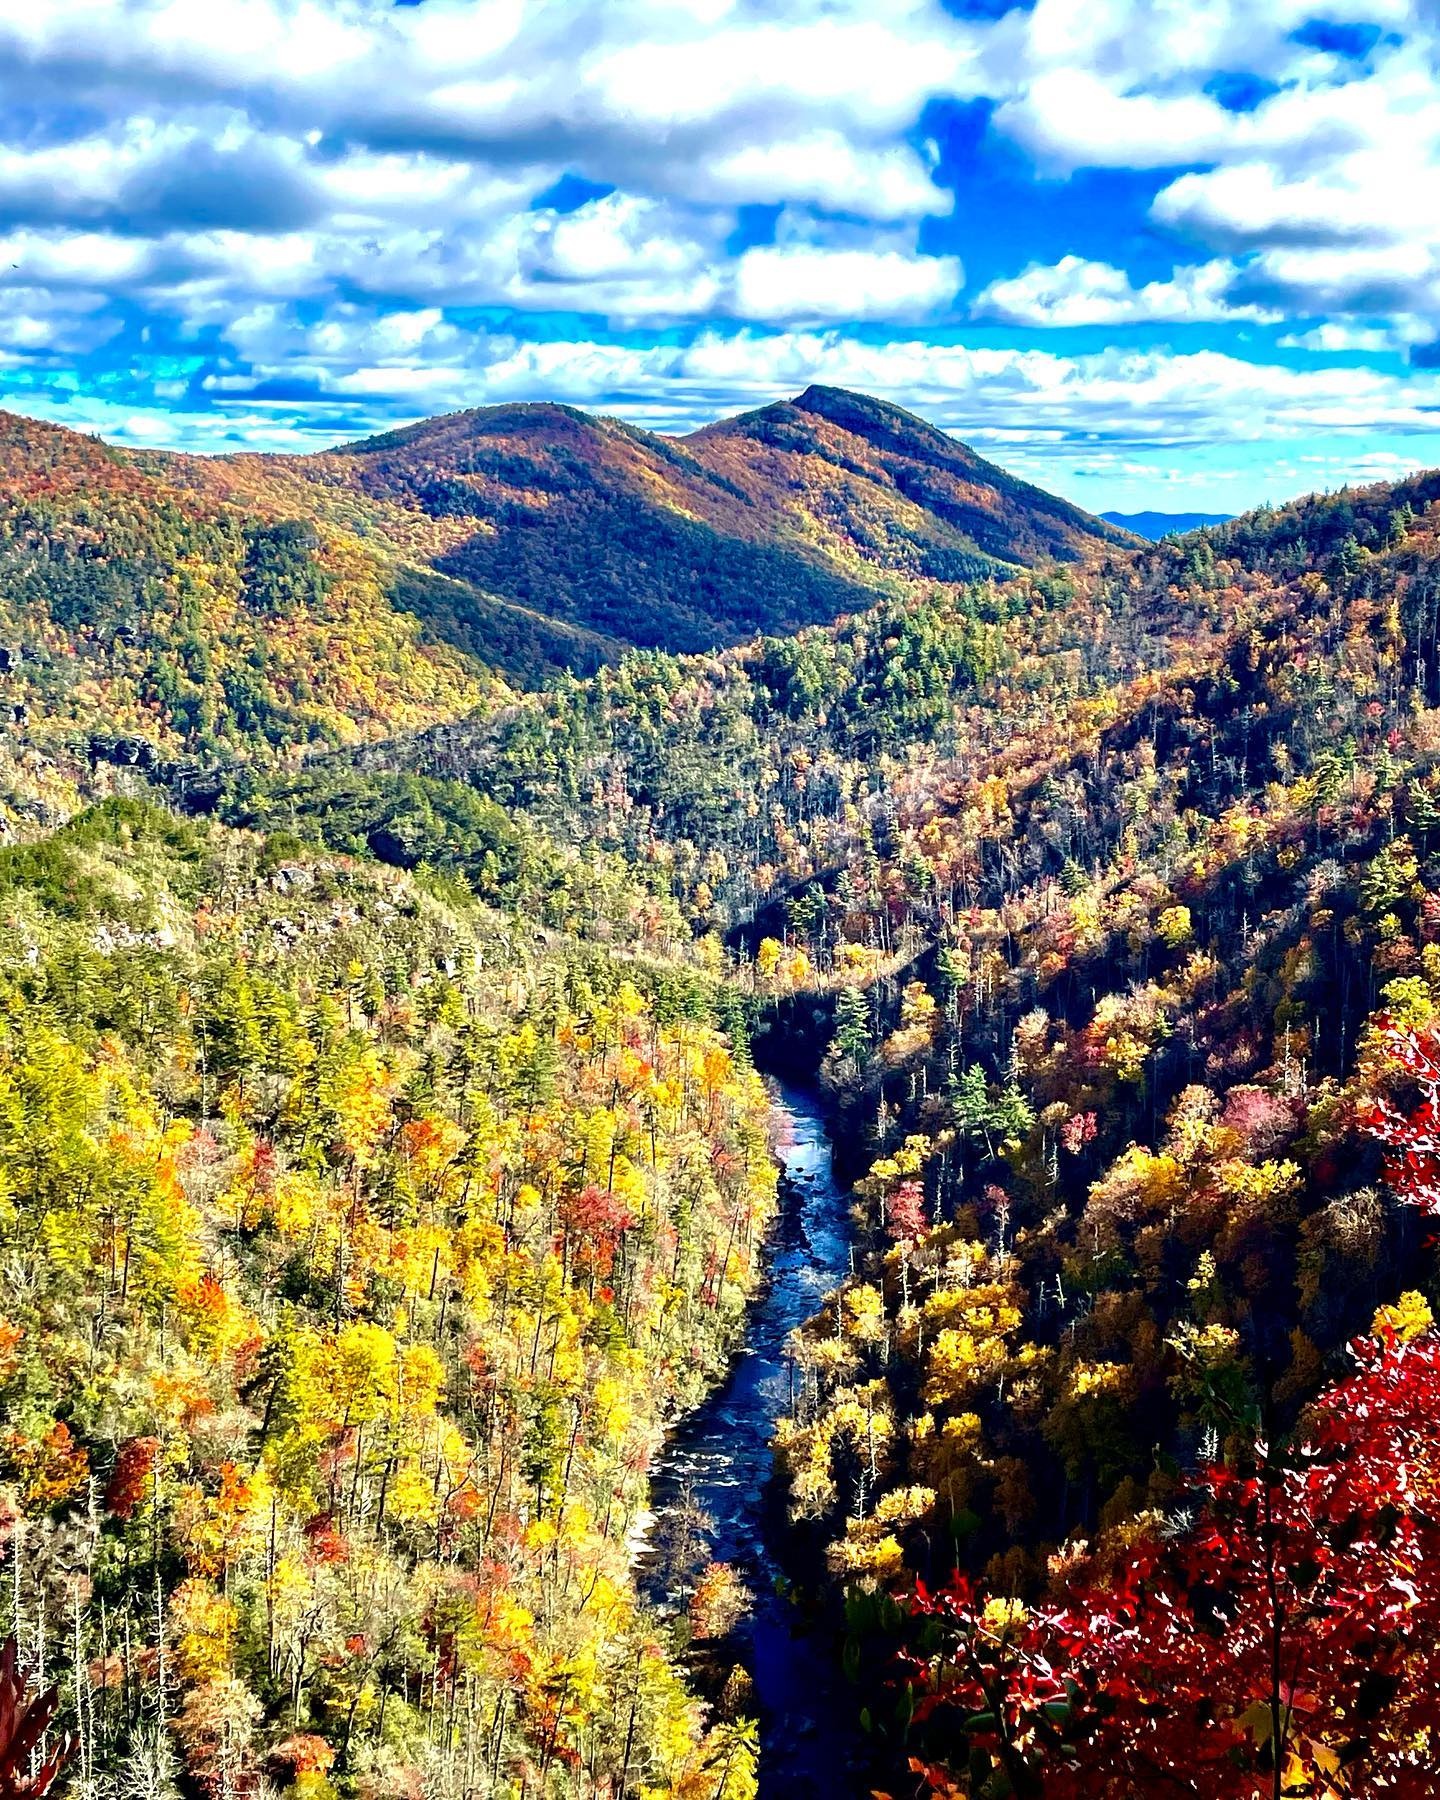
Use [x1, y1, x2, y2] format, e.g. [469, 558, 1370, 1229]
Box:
[10, 380, 1440, 1797]
[212, 388, 1128, 658]
[0, 799, 774, 1797]
[0, 411, 494, 816]
[0, 387, 1127, 847]
[689, 386, 1133, 577]
[203, 464, 1440, 1793]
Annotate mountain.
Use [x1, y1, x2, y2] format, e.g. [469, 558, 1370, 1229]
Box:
[0, 408, 497, 827]
[231, 386, 1130, 658]
[317, 398, 877, 652]
[1102, 507, 1232, 538]
[691, 385, 1136, 574]
[0, 390, 1134, 820]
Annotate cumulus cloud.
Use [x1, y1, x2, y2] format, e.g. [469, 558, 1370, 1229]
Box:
[1228, 244, 1440, 326]
[0, 0, 968, 212]
[0, 227, 162, 289]
[0, 285, 120, 360]
[996, 71, 1237, 172]
[0, 189, 962, 329]
[692, 134, 944, 221]
[1280, 319, 1426, 352]
[2, 0, 1440, 510]
[174, 314, 1440, 452]
[972, 255, 1276, 327]
[0, 0, 1437, 337]
[1152, 153, 1437, 255]
[732, 244, 961, 322]
[0, 0, 984, 338]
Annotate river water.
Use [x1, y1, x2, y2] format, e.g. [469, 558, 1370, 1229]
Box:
[636, 1080, 869, 1797]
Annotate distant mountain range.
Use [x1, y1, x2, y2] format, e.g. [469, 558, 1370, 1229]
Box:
[1101, 509, 1233, 539]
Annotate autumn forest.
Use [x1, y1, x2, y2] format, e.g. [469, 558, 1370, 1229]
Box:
[3, 386, 1440, 1799]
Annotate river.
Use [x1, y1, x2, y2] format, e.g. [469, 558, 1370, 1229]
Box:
[636, 1079, 869, 1797]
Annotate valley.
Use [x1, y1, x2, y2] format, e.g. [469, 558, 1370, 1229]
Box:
[2, 387, 1440, 1797]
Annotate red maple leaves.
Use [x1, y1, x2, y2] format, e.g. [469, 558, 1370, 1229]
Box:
[0, 1638, 68, 1799]
[1362, 1018, 1440, 1217]
[902, 1330, 1440, 1797]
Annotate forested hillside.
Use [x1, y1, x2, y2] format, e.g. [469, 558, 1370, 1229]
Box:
[0, 387, 1127, 849]
[690, 386, 1132, 574]
[215, 387, 1127, 656]
[0, 800, 773, 1798]
[6, 389, 1440, 1797]
[202, 463, 1440, 1793]
[0, 411, 494, 804]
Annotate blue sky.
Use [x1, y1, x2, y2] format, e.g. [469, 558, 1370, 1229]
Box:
[0, 0, 1437, 513]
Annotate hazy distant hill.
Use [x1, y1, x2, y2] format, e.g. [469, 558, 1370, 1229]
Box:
[1102, 508, 1232, 538]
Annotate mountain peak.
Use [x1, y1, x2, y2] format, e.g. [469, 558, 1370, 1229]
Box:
[0, 389, 1132, 686]
[303, 387, 1131, 659]
[792, 382, 866, 411]
[790, 382, 948, 441]
[689, 385, 1131, 572]
[344, 399, 598, 457]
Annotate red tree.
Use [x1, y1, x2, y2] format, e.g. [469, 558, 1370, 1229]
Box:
[0, 1637, 69, 1799]
[1364, 1018, 1440, 1216]
[887, 1178, 928, 1242]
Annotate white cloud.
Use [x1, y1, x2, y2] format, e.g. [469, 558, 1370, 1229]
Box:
[693, 134, 945, 221]
[1240, 242, 1440, 316]
[313, 202, 727, 319]
[0, 193, 961, 328]
[0, 284, 120, 355]
[174, 316, 1440, 454]
[732, 244, 961, 322]
[0, 0, 976, 217]
[968, 5, 1440, 345]
[226, 302, 466, 368]
[1280, 319, 1426, 352]
[0, 0, 1436, 342]
[1152, 157, 1440, 253]
[5, 0, 1440, 501]
[0, 228, 156, 288]
[533, 194, 699, 283]
[996, 70, 1236, 172]
[973, 255, 1276, 326]
[0, 0, 987, 340]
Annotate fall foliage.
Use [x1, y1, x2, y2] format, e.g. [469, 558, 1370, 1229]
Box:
[8, 390, 1440, 1795]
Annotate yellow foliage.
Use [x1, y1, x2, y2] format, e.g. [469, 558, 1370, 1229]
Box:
[170, 1578, 239, 1683]
[1373, 1291, 1435, 1343]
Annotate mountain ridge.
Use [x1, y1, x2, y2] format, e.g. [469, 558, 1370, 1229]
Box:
[1102, 507, 1233, 539]
[272, 384, 1132, 655]
[0, 387, 1135, 813]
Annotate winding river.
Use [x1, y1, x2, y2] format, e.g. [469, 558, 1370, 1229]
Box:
[636, 1080, 868, 1797]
